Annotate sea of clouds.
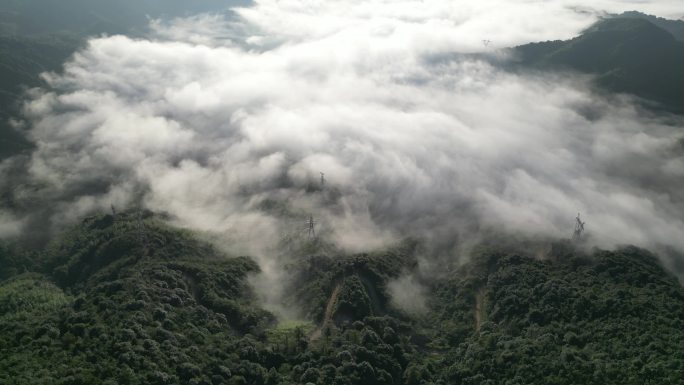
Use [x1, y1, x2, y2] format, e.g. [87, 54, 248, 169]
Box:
[2, 0, 684, 283]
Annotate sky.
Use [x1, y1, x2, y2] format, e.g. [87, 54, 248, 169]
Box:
[1, 0, 684, 285]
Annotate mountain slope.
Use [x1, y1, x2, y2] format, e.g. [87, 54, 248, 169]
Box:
[2, 213, 683, 384]
[515, 17, 684, 113]
[0, 212, 273, 385]
[430, 246, 684, 384]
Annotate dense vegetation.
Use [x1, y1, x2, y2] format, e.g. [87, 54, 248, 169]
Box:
[1, 212, 682, 384]
[429, 246, 684, 384]
[514, 16, 684, 114]
[1, 212, 272, 384]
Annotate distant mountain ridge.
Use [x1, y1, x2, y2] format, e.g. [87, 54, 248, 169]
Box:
[0, 0, 248, 37]
[0, 33, 79, 159]
[514, 16, 684, 114]
[618, 11, 684, 42]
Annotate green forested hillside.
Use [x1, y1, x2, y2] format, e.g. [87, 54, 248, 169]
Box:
[514, 17, 684, 114]
[0, 212, 273, 384]
[1, 213, 682, 384]
[430, 246, 684, 384]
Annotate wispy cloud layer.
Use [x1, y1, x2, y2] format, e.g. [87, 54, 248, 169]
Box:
[2, 0, 684, 270]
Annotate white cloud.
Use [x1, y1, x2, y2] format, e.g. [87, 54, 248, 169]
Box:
[2, 0, 684, 269]
[0, 210, 24, 239]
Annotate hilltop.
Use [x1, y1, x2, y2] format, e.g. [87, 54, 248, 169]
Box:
[618, 11, 684, 42]
[514, 16, 684, 114]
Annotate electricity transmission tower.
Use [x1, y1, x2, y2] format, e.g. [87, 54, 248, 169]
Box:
[320, 172, 325, 187]
[482, 39, 492, 47]
[572, 213, 585, 241]
[306, 215, 316, 240]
